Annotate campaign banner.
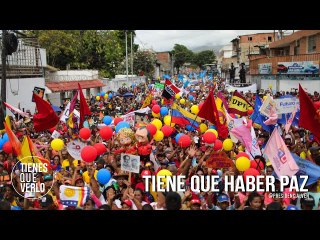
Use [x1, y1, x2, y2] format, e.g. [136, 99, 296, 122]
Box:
[259, 95, 277, 117]
[258, 63, 272, 74]
[277, 61, 319, 74]
[225, 83, 257, 94]
[121, 112, 135, 127]
[32, 86, 45, 102]
[154, 83, 164, 89]
[66, 139, 86, 161]
[274, 98, 299, 114]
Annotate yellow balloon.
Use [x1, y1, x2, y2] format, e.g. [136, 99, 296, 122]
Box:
[191, 105, 199, 115]
[152, 119, 162, 130]
[96, 96, 100, 101]
[51, 139, 64, 151]
[263, 96, 267, 101]
[206, 129, 218, 138]
[223, 139, 233, 151]
[153, 130, 164, 142]
[236, 157, 250, 171]
[163, 115, 175, 127]
[104, 94, 108, 98]
[199, 123, 208, 133]
[300, 151, 306, 159]
[152, 112, 160, 118]
[180, 99, 186, 105]
[269, 84, 273, 89]
[157, 169, 172, 188]
[175, 93, 180, 99]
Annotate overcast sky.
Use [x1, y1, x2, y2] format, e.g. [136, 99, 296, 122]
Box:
[135, 30, 275, 52]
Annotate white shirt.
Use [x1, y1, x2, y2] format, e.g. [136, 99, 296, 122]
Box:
[131, 200, 147, 210]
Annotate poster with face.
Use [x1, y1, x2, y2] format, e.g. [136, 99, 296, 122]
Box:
[32, 87, 45, 102]
[121, 153, 140, 173]
[135, 112, 150, 127]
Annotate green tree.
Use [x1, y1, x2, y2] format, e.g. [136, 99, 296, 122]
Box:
[172, 44, 194, 73]
[193, 50, 216, 68]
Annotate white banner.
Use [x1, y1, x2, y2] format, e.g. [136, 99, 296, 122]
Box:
[259, 95, 277, 117]
[246, 127, 261, 159]
[274, 98, 299, 114]
[225, 83, 257, 93]
[121, 153, 140, 173]
[51, 130, 61, 139]
[66, 139, 86, 161]
[60, 102, 80, 123]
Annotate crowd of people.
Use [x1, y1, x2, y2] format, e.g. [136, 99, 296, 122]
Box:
[0, 75, 319, 210]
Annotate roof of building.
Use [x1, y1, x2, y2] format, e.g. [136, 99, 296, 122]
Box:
[269, 30, 320, 48]
[46, 80, 105, 92]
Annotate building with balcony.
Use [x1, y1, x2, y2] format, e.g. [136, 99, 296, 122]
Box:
[249, 30, 320, 92]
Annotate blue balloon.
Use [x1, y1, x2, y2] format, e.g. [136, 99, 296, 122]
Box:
[160, 107, 168, 116]
[97, 169, 111, 185]
[186, 125, 194, 131]
[175, 133, 184, 143]
[115, 121, 130, 133]
[209, 125, 216, 130]
[2, 133, 9, 142]
[103, 116, 112, 125]
[188, 95, 194, 101]
[100, 92, 106, 97]
[0, 139, 4, 150]
[108, 93, 113, 98]
[96, 93, 100, 97]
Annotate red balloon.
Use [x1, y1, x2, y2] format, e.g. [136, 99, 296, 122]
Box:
[79, 128, 91, 140]
[247, 109, 254, 115]
[152, 105, 161, 114]
[243, 168, 260, 182]
[146, 124, 157, 136]
[250, 160, 265, 171]
[152, 99, 157, 105]
[94, 143, 107, 155]
[114, 117, 124, 126]
[161, 125, 173, 137]
[236, 152, 250, 159]
[178, 135, 191, 148]
[202, 132, 216, 144]
[81, 146, 98, 162]
[213, 139, 223, 151]
[3, 142, 12, 154]
[199, 102, 204, 110]
[314, 101, 320, 109]
[100, 126, 113, 141]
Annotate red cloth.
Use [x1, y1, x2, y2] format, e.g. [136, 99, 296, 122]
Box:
[299, 84, 320, 140]
[197, 91, 229, 139]
[32, 93, 59, 132]
[78, 83, 92, 129]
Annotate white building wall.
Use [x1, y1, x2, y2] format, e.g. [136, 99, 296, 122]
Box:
[0, 77, 46, 115]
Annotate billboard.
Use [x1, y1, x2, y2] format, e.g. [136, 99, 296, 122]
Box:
[277, 61, 319, 74]
[258, 63, 272, 74]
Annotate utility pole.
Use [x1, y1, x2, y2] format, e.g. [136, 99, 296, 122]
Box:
[131, 31, 133, 80]
[125, 30, 128, 83]
[0, 30, 8, 130]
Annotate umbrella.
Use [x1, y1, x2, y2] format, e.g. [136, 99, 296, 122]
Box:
[122, 92, 134, 97]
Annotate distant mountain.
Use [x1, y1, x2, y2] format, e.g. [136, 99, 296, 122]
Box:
[191, 44, 224, 55]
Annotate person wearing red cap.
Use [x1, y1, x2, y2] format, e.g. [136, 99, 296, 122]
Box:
[122, 199, 132, 210]
[190, 198, 201, 210]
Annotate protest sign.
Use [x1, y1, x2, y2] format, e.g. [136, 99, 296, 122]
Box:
[274, 98, 299, 114]
[259, 95, 277, 117]
[60, 102, 80, 123]
[121, 153, 140, 173]
[66, 139, 86, 161]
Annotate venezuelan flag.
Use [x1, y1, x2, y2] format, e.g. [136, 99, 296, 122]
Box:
[171, 103, 202, 127]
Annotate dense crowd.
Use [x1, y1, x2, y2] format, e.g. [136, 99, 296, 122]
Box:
[0, 76, 319, 210]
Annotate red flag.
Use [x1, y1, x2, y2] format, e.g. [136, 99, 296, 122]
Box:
[78, 83, 91, 129]
[299, 84, 320, 140]
[33, 93, 59, 132]
[69, 91, 78, 114]
[197, 91, 229, 139]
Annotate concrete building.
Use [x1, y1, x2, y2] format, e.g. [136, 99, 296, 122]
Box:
[249, 30, 320, 92]
[0, 36, 47, 114]
[156, 52, 173, 76]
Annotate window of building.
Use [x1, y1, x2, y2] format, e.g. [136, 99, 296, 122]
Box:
[248, 37, 252, 41]
[308, 35, 317, 53]
[268, 36, 272, 42]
